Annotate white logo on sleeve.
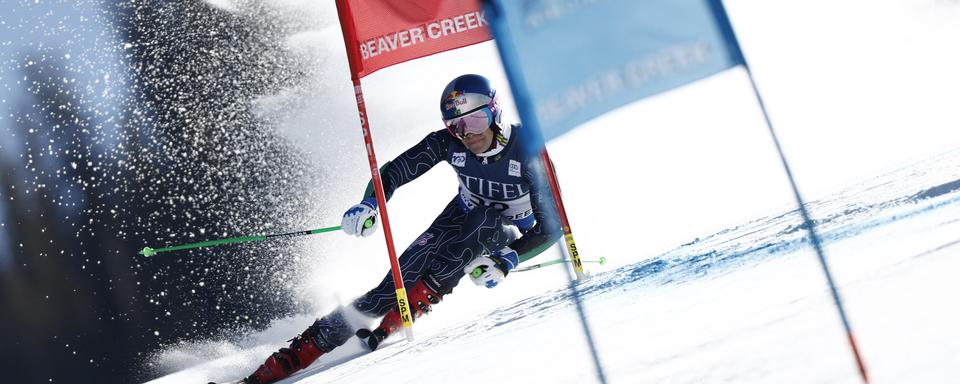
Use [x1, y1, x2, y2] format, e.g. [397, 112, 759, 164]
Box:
[508, 160, 522, 177]
[452, 152, 466, 167]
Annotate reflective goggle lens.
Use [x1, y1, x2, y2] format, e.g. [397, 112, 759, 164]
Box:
[445, 107, 491, 139]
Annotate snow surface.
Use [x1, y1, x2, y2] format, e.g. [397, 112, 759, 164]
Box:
[144, 0, 960, 383]
[147, 149, 960, 383]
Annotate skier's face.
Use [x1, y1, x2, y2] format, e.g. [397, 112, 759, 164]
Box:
[461, 127, 494, 155]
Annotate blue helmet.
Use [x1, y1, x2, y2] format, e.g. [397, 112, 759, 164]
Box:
[440, 74, 501, 129]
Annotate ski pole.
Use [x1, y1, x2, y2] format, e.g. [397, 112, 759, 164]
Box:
[139, 219, 373, 257]
[513, 256, 607, 273]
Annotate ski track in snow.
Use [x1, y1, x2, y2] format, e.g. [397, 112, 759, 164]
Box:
[149, 148, 960, 383]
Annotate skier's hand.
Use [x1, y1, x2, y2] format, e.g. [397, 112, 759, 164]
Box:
[464, 247, 519, 288]
[342, 197, 379, 237]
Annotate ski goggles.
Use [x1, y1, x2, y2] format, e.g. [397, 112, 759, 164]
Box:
[444, 106, 493, 139]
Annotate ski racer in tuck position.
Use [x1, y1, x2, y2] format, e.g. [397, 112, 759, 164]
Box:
[244, 74, 562, 384]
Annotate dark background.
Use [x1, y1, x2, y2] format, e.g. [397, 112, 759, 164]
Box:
[1, 1, 322, 382]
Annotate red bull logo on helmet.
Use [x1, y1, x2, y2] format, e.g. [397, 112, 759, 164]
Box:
[444, 90, 468, 113]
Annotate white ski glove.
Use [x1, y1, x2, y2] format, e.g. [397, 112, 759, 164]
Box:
[464, 247, 519, 288]
[341, 197, 379, 237]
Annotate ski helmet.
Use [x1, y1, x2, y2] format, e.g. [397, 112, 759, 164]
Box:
[440, 74, 501, 138]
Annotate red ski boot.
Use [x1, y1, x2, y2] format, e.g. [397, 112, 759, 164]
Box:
[356, 276, 445, 351]
[245, 322, 334, 384]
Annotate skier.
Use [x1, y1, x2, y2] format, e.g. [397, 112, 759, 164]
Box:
[243, 74, 562, 384]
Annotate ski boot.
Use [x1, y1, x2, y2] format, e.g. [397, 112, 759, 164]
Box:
[356, 275, 445, 351]
[244, 321, 335, 384]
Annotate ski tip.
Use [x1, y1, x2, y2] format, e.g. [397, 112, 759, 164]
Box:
[140, 247, 156, 257]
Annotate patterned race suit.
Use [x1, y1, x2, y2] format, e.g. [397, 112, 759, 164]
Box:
[313, 123, 561, 349]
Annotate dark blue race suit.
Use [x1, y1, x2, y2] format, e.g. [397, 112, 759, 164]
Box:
[313, 124, 561, 347]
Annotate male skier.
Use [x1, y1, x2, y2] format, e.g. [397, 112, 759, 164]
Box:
[243, 74, 561, 384]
